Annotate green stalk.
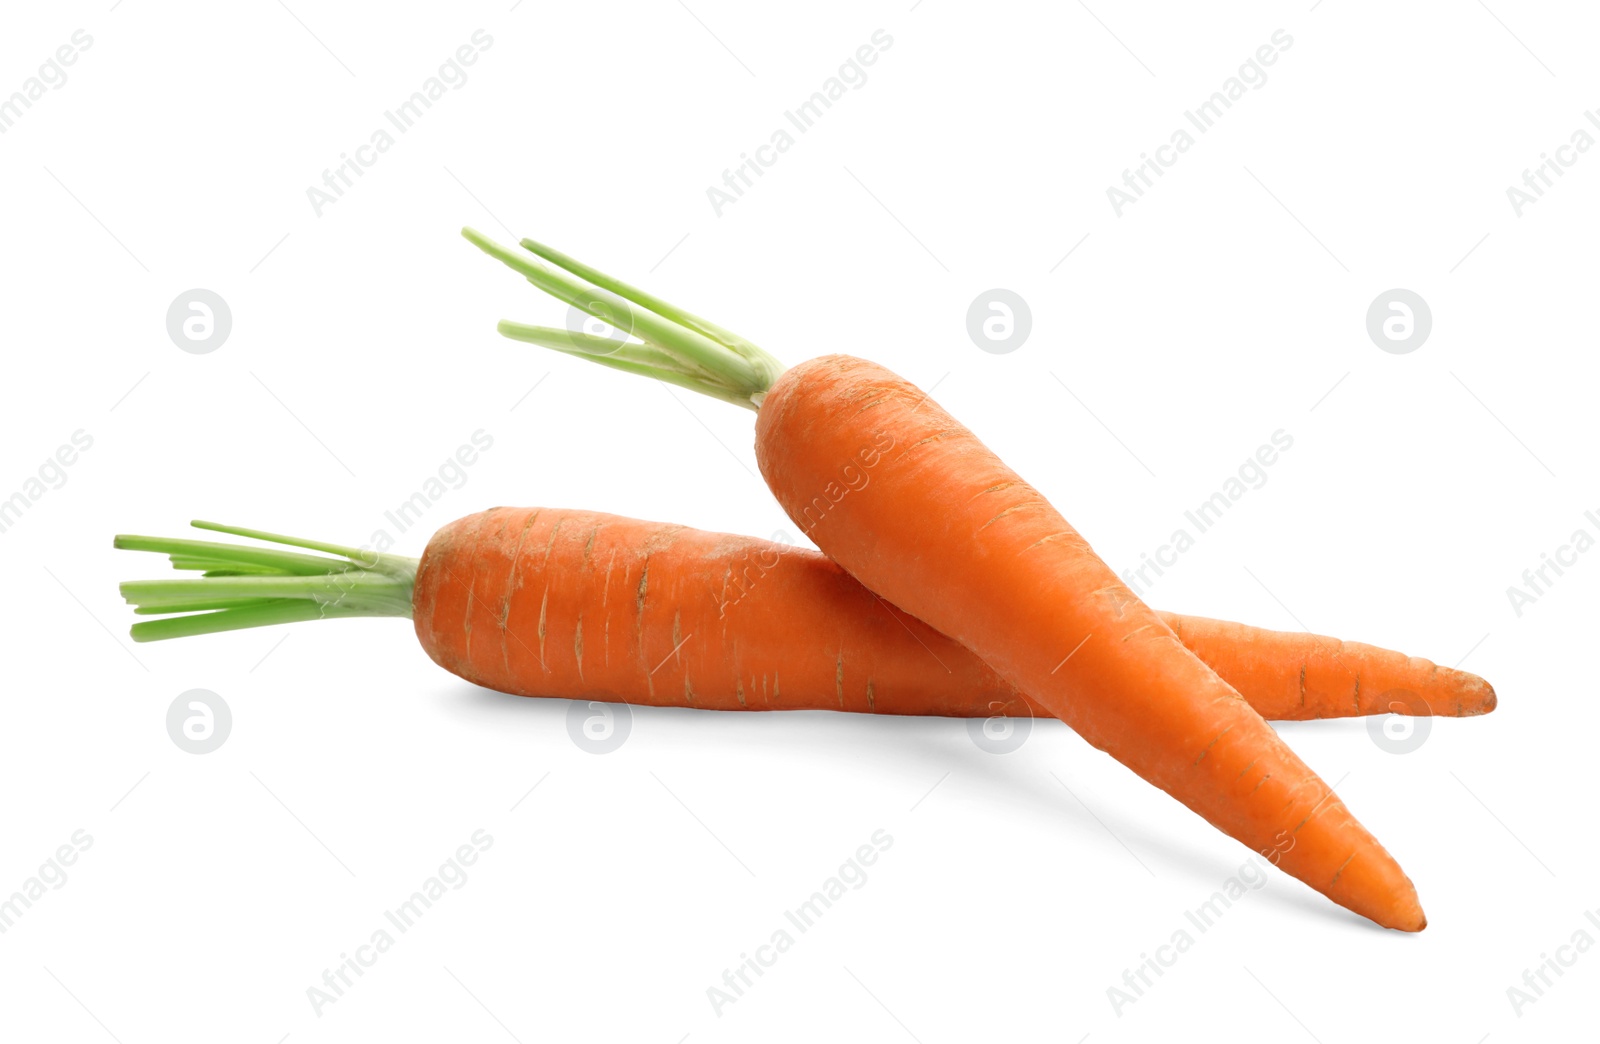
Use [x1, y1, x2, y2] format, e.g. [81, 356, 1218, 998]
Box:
[493, 322, 702, 376]
[517, 236, 767, 360]
[129, 601, 366, 643]
[494, 323, 770, 411]
[462, 227, 787, 410]
[115, 523, 417, 642]
[114, 534, 361, 576]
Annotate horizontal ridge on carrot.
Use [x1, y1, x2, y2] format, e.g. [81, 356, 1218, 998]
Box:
[461, 228, 1466, 932]
[113, 512, 1494, 724]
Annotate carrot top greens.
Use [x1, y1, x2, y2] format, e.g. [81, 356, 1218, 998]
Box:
[462, 228, 786, 410]
[115, 521, 416, 642]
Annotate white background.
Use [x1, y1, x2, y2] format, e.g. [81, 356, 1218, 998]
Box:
[1, 0, 1595, 1040]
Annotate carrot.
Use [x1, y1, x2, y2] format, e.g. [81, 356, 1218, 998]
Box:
[412, 508, 1494, 721]
[1163, 615, 1494, 721]
[760, 357, 1430, 930]
[116, 513, 1495, 729]
[462, 231, 1441, 931]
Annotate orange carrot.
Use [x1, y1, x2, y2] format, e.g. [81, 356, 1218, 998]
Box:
[1162, 615, 1494, 721]
[463, 232, 1441, 931]
[414, 509, 1493, 722]
[115, 512, 1495, 725]
[757, 357, 1428, 930]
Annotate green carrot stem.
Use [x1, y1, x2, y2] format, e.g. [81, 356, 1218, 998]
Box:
[495, 323, 769, 411]
[133, 599, 285, 615]
[462, 228, 753, 380]
[130, 601, 381, 643]
[188, 521, 415, 576]
[493, 322, 702, 375]
[113, 535, 359, 576]
[462, 227, 786, 409]
[122, 573, 408, 612]
[116, 523, 418, 642]
[517, 236, 766, 359]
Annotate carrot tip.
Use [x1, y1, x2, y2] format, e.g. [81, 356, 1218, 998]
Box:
[1391, 898, 1428, 933]
[1462, 675, 1497, 716]
[1395, 913, 1427, 933]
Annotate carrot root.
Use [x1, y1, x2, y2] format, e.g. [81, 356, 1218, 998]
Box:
[755, 355, 1429, 931]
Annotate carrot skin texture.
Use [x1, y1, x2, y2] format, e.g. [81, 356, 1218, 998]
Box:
[412, 508, 1494, 726]
[754, 355, 1427, 932]
[1165, 614, 1494, 720]
[413, 506, 971, 714]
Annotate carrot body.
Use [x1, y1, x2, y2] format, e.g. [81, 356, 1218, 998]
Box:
[413, 508, 1493, 728]
[753, 355, 1427, 931]
[1165, 615, 1493, 720]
